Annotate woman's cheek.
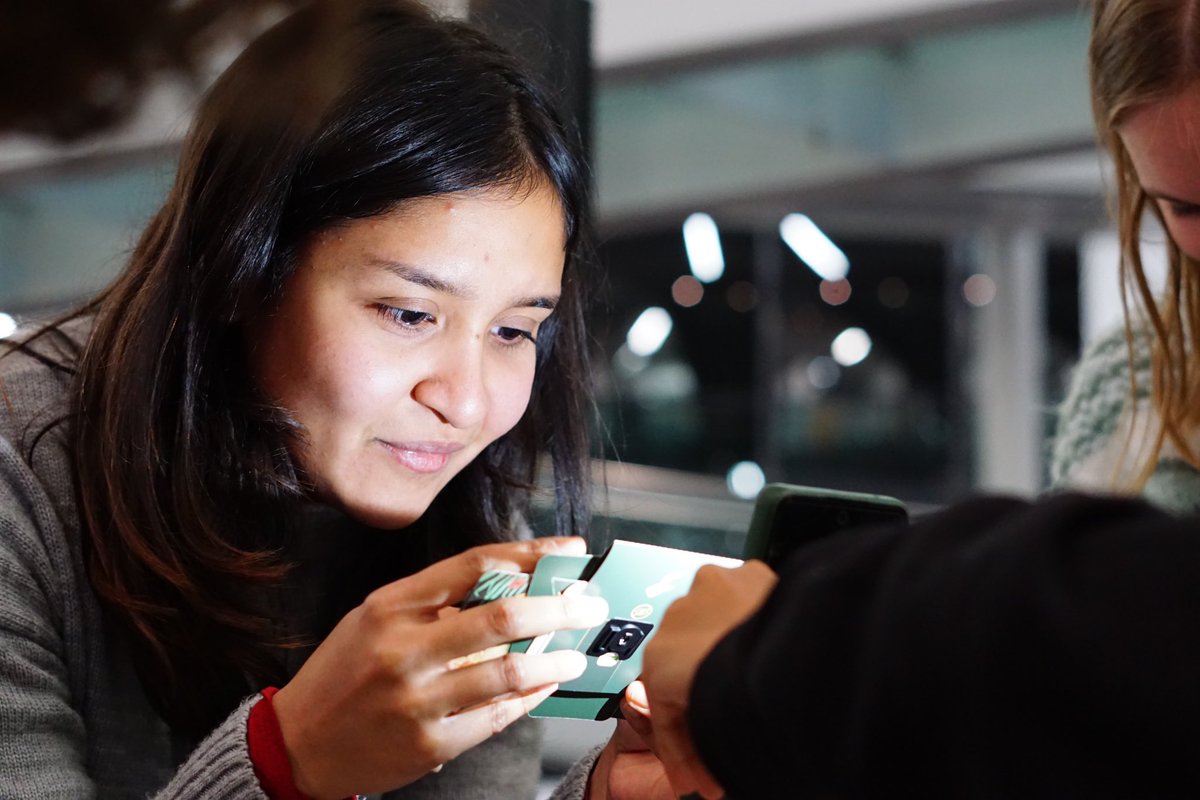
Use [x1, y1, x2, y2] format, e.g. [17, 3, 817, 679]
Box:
[488, 363, 538, 439]
[1166, 218, 1200, 262]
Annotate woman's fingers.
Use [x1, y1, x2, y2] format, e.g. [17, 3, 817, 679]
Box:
[430, 591, 609, 662]
[434, 648, 587, 713]
[441, 682, 561, 746]
[370, 536, 587, 610]
[621, 682, 656, 747]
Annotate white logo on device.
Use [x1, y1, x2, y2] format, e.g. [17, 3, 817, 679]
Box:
[645, 571, 682, 599]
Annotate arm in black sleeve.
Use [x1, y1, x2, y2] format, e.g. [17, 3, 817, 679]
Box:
[687, 493, 1200, 799]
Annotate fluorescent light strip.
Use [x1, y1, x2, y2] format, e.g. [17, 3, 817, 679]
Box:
[780, 213, 849, 282]
[682, 212, 725, 283]
[626, 306, 674, 357]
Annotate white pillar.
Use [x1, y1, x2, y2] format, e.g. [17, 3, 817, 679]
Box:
[1079, 227, 1168, 347]
[968, 227, 1046, 496]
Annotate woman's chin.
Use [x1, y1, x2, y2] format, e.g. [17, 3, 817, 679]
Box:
[320, 493, 427, 531]
[353, 506, 424, 531]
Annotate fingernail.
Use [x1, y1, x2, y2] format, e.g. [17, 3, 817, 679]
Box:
[559, 649, 587, 678]
[625, 679, 649, 708]
[545, 535, 584, 550]
[560, 536, 587, 554]
[567, 595, 609, 625]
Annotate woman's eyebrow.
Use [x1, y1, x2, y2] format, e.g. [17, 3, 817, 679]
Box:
[367, 257, 559, 310]
[369, 258, 464, 296]
[516, 294, 559, 311]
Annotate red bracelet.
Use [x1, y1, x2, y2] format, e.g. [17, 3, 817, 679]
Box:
[247, 687, 312, 800]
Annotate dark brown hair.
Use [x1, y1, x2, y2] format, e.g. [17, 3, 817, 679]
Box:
[25, 0, 593, 736]
[1089, 0, 1200, 485]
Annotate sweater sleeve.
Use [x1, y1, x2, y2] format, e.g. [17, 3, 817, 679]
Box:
[1049, 325, 1149, 491]
[544, 744, 604, 800]
[687, 493, 1200, 798]
[0, 439, 268, 800]
[151, 696, 267, 799]
[0, 438, 97, 798]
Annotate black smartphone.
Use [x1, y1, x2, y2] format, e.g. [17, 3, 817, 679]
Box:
[743, 482, 908, 569]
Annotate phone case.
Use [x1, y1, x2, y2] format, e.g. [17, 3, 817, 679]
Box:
[470, 540, 741, 720]
[743, 482, 908, 567]
[539, 540, 740, 720]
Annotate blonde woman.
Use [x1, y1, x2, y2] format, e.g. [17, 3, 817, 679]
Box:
[633, 4, 1200, 796]
[1052, 0, 1200, 510]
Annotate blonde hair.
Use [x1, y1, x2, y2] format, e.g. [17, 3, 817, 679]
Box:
[1089, 0, 1200, 486]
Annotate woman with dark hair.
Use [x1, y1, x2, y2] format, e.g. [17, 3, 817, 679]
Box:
[0, 1, 656, 797]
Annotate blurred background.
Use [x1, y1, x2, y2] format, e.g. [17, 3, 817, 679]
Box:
[0, 0, 1149, 546]
[0, 0, 1154, 784]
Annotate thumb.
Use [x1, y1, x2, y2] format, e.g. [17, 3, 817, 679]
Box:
[618, 682, 654, 749]
[624, 680, 650, 716]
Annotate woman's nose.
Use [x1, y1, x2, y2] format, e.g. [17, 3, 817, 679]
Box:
[411, 346, 487, 429]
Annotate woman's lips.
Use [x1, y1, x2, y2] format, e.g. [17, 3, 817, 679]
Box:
[379, 440, 464, 474]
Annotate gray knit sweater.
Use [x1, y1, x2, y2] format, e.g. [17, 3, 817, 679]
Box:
[1050, 323, 1200, 513]
[0, 331, 597, 799]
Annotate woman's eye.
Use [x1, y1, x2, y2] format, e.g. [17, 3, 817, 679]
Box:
[495, 325, 535, 345]
[1166, 200, 1200, 219]
[378, 305, 434, 327]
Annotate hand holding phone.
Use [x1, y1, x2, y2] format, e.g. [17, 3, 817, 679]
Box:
[463, 540, 741, 720]
[743, 482, 908, 568]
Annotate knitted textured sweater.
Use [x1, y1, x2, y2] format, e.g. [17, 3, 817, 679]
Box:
[0, 328, 595, 799]
[1050, 324, 1200, 514]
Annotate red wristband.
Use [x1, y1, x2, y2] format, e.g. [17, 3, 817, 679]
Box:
[247, 687, 311, 800]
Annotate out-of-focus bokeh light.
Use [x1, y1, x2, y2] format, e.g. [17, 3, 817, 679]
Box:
[962, 273, 997, 307]
[628, 360, 698, 402]
[819, 278, 852, 306]
[831, 326, 872, 367]
[614, 343, 649, 374]
[671, 275, 704, 307]
[726, 280, 758, 312]
[726, 460, 766, 500]
[626, 306, 673, 357]
[682, 212, 725, 283]
[806, 356, 841, 389]
[780, 213, 849, 282]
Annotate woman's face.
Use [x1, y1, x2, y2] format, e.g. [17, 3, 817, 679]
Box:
[250, 184, 566, 529]
[1120, 84, 1200, 261]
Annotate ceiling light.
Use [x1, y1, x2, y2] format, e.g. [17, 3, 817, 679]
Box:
[831, 326, 872, 367]
[780, 213, 849, 282]
[626, 306, 673, 357]
[683, 212, 725, 283]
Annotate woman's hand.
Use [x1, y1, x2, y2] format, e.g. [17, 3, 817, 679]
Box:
[638, 560, 778, 799]
[271, 537, 609, 799]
